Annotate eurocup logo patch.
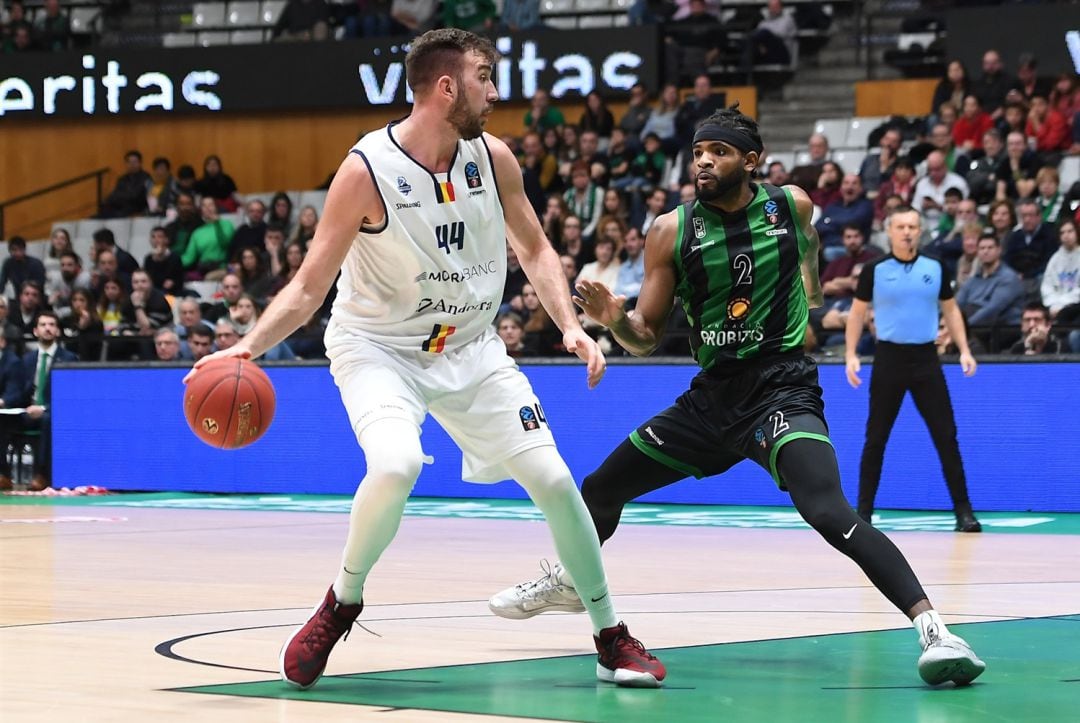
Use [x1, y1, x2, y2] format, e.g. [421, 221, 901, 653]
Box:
[764, 199, 779, 225]
[754, 427, 766, 448]
[397, 176, 412, 195]
[464, 161, 482, 189]
[519, 406, 539, 431]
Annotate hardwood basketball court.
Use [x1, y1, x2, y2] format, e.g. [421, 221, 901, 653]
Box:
[1, 497, 1077, 721]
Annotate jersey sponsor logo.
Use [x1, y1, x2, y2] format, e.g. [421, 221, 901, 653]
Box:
[727, 297, 751, 320]
[397, 176, 412, 195]
[421, 323, 456, 353]
[644, 425, 664, 446]
[395, 201, 421, 210]
[764, 199, 780, 225]
[923, 274, 933, 284]
[689, 239, 719, 253]
[416, 297, 493, 315]
[699, 326, 764, 347]
[414, 260, 499, 284]
[692, 216, 707, 239]
[519, 404, 547, 431]
[764, 228, 788, 236]
[464, 161, 483, 189]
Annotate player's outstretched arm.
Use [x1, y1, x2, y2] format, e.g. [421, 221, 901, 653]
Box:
[787, 185, 825, 309]
[587, 210, 678, 357]
[186, 153, 375, 378]
[487, 133, 606, 388]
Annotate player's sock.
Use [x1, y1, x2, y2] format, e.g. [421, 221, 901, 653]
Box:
[333, 419, 424, 606]
[507, 447, 619, 633]
[913, 609, 951, 645]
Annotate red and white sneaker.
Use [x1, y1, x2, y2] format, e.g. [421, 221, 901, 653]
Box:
[594, 622, 666, 688]
[279, 587, 362, 689]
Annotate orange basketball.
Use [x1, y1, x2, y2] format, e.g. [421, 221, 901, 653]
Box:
[183, 358, 276, 450]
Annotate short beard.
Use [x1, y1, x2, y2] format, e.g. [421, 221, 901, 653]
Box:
[448, 93, 484, 141]
[696, 170, 747, 203]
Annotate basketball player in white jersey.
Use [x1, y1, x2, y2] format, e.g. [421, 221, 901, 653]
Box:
[186, 29, 665, 690]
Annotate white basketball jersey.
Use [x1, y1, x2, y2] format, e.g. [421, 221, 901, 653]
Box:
[329, 123, 507, 355]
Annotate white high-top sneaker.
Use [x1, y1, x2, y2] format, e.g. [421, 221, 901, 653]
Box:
[917, 623, 986, 686]
[488, 560, 586, 619]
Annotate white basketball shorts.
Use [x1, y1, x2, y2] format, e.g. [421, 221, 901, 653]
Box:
[326, 325, 556, 483]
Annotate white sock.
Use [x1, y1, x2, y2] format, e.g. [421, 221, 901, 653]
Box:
[333, 565, 366, 606]
[506, 448, 619, 634]
[557, 564, 575, 588]
[913, 610, 951, 647]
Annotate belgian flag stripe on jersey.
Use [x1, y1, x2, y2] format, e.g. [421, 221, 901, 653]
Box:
[435, 180, 456, 203]
[421, 324, 456, 352]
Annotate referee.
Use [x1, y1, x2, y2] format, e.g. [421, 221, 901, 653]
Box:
[845, 206, 982, 533]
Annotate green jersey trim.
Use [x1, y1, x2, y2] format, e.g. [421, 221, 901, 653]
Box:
[629, 429, 705, 479]
[768, 432, 832, 487]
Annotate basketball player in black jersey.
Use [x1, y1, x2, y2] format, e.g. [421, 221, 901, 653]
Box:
[491, 105, 985, 687]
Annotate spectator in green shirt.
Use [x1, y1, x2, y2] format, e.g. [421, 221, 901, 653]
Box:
[524, 89, 565, 134]
[182, 197, 236, 281]
[441, 0, 496, 32]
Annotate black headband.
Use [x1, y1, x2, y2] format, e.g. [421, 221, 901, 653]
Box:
[693, 124, 764, 155]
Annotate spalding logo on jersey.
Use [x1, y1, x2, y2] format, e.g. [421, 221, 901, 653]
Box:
[465, 161, 483, 189]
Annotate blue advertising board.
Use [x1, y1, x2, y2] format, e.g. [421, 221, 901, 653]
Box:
[52, 361, 1080, 512]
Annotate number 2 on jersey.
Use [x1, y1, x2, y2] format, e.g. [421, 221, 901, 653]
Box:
[436, 221, 466, 255]
[768, 410, 790, 438]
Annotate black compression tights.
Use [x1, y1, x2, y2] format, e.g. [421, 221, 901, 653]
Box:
[580, 437, 928, 614]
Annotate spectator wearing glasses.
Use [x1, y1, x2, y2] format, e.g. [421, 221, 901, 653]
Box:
[1007, 302, 1063, 355]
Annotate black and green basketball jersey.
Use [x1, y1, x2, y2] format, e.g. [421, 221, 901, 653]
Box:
[674, 182, 810, 370]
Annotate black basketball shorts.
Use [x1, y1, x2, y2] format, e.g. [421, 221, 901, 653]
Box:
[628, 353, 831, 489]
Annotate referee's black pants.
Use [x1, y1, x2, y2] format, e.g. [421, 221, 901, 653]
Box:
[857, 341, 973, 516]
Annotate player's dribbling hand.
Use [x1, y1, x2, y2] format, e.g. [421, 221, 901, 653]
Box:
[182, 345, 253, 384]
[845, 355, 862, 388]
[573, 280, 627, 328]
[563, 328, 606, 390]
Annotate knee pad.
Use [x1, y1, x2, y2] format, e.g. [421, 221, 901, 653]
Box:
[359, 418, 425, 485]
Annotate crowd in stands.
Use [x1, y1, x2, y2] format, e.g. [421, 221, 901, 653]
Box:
[2, 0, 833, 91]
[0, 148, 327, 366]
[711, 49, 1078, 357]
[6, 42, 1079, 369]
[0, 0, 71, 52]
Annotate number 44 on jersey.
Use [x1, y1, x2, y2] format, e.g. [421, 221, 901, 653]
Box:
[436, 221, 465, 255]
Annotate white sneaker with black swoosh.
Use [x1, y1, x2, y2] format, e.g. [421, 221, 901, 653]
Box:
[488, 560, 585, 619]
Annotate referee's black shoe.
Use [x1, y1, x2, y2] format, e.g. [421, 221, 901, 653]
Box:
[954, 510, 982, 533]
